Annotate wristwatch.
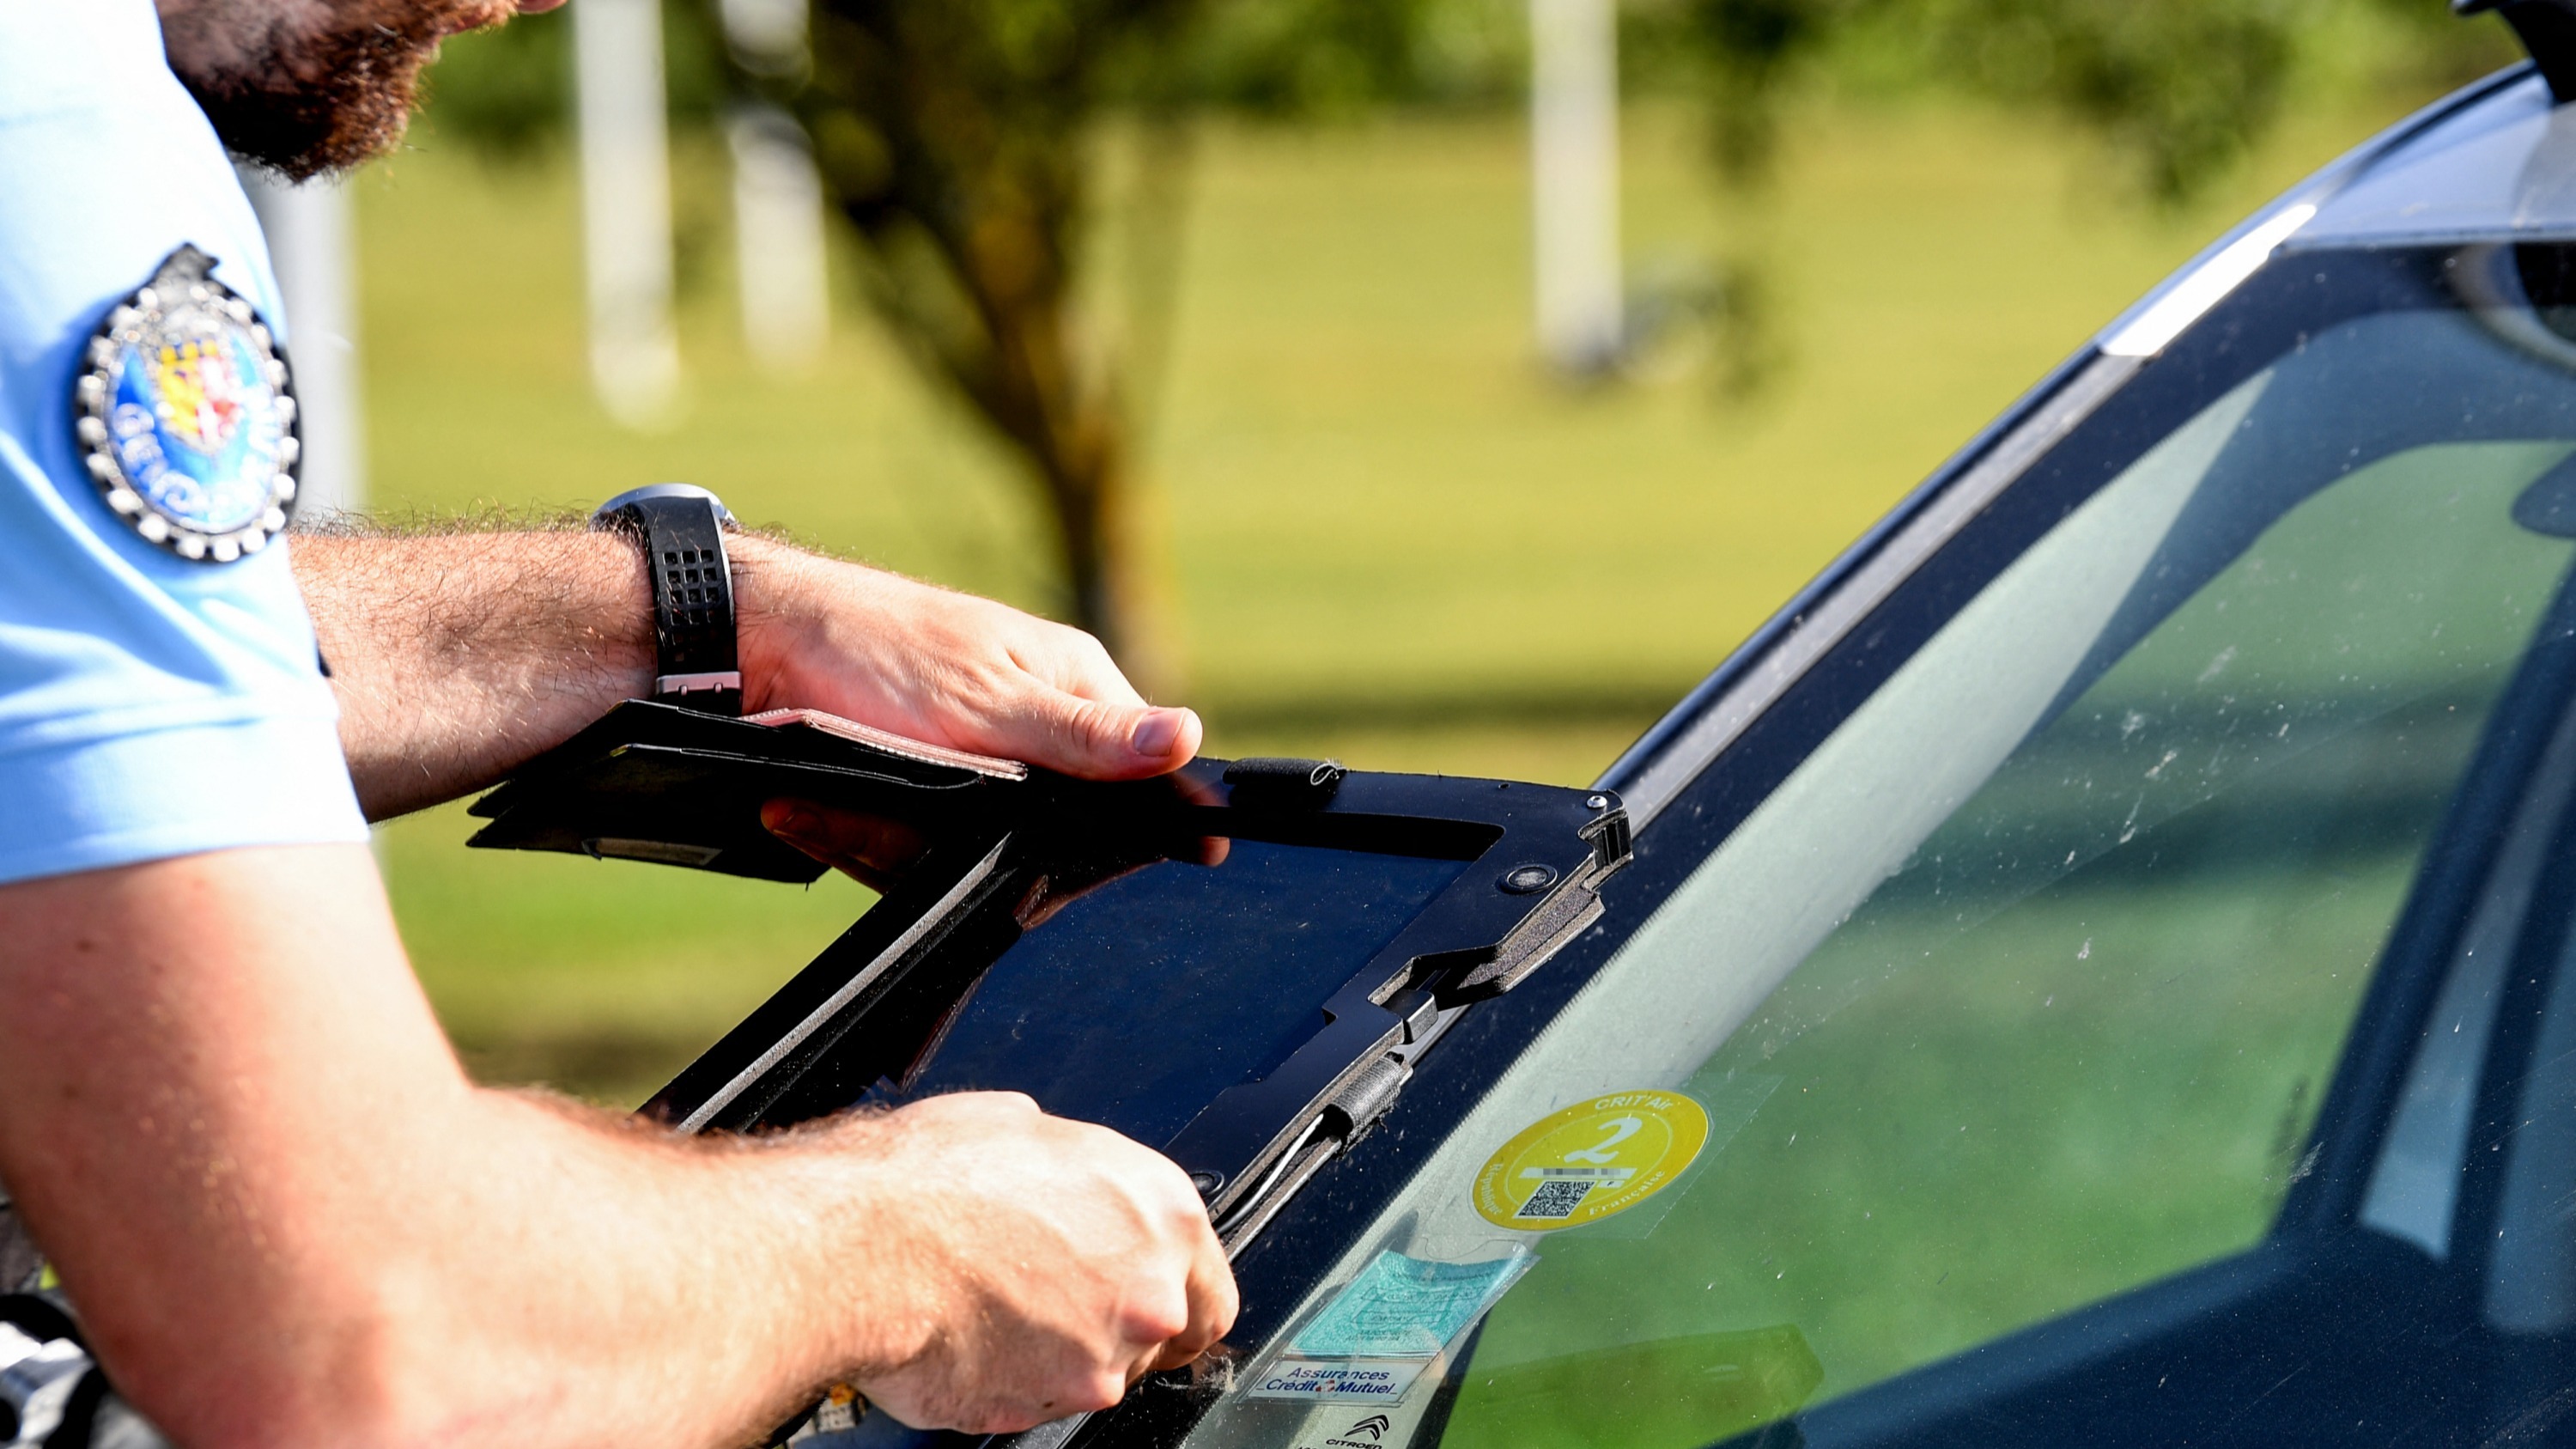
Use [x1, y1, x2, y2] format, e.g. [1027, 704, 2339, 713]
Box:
[591, 483, 743, 716]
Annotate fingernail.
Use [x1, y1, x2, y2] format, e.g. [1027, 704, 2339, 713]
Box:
[1130, 709, 1185, 758]
[773, 805, 816, 839]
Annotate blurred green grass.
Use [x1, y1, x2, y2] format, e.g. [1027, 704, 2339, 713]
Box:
[360, 94, 2432, 1103]
[380, 804, 876, 1099]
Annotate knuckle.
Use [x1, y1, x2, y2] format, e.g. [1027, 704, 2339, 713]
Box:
[1060, 697, 1120, 748]
[1028, 612, 1095, 649]
[1127, 1290, 1190, 1343]
[951, 1089, 1036, 1119]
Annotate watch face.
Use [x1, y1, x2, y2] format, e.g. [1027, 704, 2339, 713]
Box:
[595, 482, 736, 530]
[71, 245, 299, 563]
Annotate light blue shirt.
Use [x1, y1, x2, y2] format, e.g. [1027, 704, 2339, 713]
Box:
[0, 0, 366, 884]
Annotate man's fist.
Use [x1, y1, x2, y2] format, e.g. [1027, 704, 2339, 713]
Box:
[823, 1093, 1237, 1434]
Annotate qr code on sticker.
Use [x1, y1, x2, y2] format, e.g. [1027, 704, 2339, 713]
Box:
[1516, 1178, 1595, 1221]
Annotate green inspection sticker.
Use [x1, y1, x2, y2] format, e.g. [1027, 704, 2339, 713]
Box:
[1291, 1249, 1533, 1359]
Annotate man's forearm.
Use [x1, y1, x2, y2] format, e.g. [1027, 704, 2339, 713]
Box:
[0, 847, 1228, 1448]
[293, 532, 659, 819]
[294, 527, 1209, 822]
[0, 847, 862, 1448]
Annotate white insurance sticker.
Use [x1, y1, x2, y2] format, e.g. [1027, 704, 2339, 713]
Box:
[1245, 1357, 1430, 1403]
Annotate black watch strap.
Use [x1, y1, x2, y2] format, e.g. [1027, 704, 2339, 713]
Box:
[592, 484, 742, 716]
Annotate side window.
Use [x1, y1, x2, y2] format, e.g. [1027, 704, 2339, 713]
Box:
[1433, 437, 2576, 1449]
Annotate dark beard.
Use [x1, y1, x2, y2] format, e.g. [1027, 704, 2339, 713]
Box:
[171, 3, 485, 182]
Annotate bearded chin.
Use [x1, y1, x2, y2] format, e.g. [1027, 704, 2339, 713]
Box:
[175, 13, 447, 183]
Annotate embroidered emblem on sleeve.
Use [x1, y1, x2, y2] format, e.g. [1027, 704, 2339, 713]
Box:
[70, 245, 300, 563]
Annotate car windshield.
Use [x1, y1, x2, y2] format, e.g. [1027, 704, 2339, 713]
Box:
[1170, 242, 2576, 1449]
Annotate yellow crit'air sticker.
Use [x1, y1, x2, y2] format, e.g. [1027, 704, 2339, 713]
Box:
[1473, 1089, 1710, 1231]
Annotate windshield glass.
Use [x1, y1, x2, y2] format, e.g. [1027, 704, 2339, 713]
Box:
[845, 840, 1471, 1144]
[1174, 243, 2576, 1449]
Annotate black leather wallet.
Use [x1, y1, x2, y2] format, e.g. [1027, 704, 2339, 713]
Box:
[465, 700, 1028, 882]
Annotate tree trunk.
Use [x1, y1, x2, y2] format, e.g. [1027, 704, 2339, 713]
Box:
[784, 0, 1200, 694]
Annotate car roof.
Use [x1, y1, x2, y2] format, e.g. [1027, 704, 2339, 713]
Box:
[2298, 68, 2564, 248]
[2104, 62, 2563, 333]
[2070, 65, 2549, 352]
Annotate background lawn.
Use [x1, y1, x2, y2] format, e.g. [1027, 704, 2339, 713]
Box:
[358, 91, 2440, 1104]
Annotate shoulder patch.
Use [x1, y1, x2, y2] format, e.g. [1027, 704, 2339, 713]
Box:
[70, 245, 299, 563]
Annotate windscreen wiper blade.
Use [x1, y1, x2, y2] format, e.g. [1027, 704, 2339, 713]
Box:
[1178, 774, 1629, 1251]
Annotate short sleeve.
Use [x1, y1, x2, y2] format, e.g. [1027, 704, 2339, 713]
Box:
[0, 0, 366, 886]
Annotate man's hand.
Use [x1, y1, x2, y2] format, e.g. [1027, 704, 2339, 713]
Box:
[735, 542, 1200, 782]
[295, 531, 1201, 820]
[0, 848, 1236, 1449]
[826, 1093, 1236, 1433]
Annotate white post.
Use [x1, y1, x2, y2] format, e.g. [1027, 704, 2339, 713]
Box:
[1529, 0, 1624, 375]
[240, 168, 367, 521]
[717, 0, 829, 374]
[718, 0, 808, 66]
[575, 0, 683, 427]
[726, 107, 829, 371]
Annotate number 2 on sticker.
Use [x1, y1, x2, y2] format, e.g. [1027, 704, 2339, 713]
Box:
[1563, 1115, 1643, 1165]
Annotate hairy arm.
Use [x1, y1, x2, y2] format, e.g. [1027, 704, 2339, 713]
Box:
[0, 845, 1235, 1449]
[293, 531, 1203, 819]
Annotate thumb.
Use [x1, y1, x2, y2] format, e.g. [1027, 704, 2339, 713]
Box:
[1024, 696, 1202, 780]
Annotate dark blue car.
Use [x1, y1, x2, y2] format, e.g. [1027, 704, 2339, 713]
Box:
[485, 21, 2576, 1449]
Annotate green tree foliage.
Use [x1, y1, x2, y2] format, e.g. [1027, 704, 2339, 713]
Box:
[424, 0, 1523, 667]
[779, 0, 1206, 667]
[424, 1, 733, 162]
[416, 0, 2521, 660]
[1165, 0, 1524, 114]
[1666, 0, 2307, 203]
[1917, 0, 2300, 203]
[1653, 0, 2520, 203]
